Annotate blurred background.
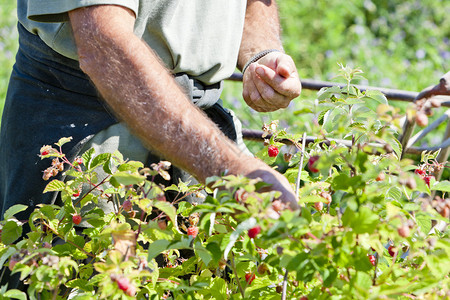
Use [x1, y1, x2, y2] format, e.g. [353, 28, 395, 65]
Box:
[1, 0, 449, 141]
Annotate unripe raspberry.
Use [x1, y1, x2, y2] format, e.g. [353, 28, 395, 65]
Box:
[248, 226, 261, 239]
[314, 201, 324, 211]
[430, 99, 441, 108]
[398, 225, 410, 238]
[234, 188, 248, 202]
[72, 214, 82, 225]
[272, 200, 284, 212]
[122, 200, 132, 212]
[187, 226, 199, 238]
[158, 220, 167, 230]
[268, 145, 279, 157]
[189, 213, 200, 226]
[376, 172, 385, 182]
[415, 112, 428, 127]
[257, 263, 269, 275]
[319, 192, 332, 204]
[308, 156, 320, 173]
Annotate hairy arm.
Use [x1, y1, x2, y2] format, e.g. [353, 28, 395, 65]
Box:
[239, 0, 301, 112]
[69, 5, 299, 209]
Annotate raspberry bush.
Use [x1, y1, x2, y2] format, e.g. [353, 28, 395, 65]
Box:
[0, 66, 448, 299]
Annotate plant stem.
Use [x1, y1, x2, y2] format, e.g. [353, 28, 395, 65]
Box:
[281, 269, 289, 300]
[230, 253, 245, 298]
[295, 132, 308, 199]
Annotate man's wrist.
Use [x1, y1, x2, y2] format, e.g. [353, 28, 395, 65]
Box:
[242, 49, 281, 75]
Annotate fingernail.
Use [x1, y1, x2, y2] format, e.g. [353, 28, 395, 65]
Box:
[256, 67, 264, 76]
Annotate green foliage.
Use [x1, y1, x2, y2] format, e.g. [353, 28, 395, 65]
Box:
[0, 66, 448, 299]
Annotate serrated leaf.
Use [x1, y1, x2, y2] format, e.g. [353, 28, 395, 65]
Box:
[386, 187, 402, 201]
[81, 148, 95, 169]
[224, 217, 256, 260]
[3, 204, 28, 220]
[55, 137, 73, 147]
[364, 90, 388, 105]
[89, 153, 111, 171]
[43, 179, 66, 193]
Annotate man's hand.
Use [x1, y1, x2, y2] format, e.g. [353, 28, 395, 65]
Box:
[242, 51, 301, 112]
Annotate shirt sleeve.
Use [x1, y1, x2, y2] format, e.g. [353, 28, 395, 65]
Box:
[27, 0, 139, 23]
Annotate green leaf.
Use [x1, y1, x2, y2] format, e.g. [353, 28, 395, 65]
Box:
[3, 290, 27, 300]
[3, 204, 28, 220]
[364, 90, 388, 104]
[224, 217, 256, 260]
[109, 171, 145, 187]
[153, 200, 178, 231]
[2, 220, 22, 244]
[342, 207, 378, 234]
[55, 137, 73, 147]
[0, 247, 18, 270]
[89, 153, 111, 171]
[194, 242, 212, 266]
[431, 180, 450, 192]
[43, 179, 66, 193]
[82, 148, 95, 169]
[386, 187, 402, 201]
[331, 174, 364, 192]
[416, 212, 432, 234]
[147, 240, 171, 261]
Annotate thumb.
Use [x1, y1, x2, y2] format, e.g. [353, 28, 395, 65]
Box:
[276, 55, 296, 78]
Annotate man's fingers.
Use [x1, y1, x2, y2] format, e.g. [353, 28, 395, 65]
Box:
[254, 63, 301, 99]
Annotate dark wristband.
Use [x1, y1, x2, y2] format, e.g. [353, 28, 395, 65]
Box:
[242, 49, 280, 75]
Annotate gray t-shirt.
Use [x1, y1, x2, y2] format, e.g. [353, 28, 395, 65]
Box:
[18, 0, 246, 85]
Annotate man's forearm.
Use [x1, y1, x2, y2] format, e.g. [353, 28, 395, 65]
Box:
[69, 6, 255, 182]
[238, 0, 284, 70]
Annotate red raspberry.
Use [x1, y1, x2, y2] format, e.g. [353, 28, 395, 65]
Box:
[308, 156, 320, 173]
[245, 273, 256, 285]
[368, 254, 376, 266]
[268, 145, 279, 157]
[122, 200, 132, 211]
[116, 276, 130, 292]
[414, 169, 426, 177]
[72, 214, 82, 225]
[72, 191, 81, 197]
[75, 157, 83, 165]
[41, 150, 49, 156]
[187, 226, 199, 238]
[388, 245, 396, 257]
[423, 175, 434, 187]
[248, 226, 261, 239]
